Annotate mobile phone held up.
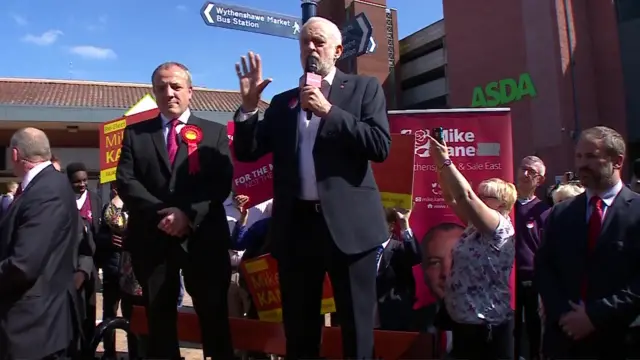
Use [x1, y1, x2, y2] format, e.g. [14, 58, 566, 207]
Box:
[433, 127, 444, 144]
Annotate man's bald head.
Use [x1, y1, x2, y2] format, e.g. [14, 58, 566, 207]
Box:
[10, 127, 52, 163]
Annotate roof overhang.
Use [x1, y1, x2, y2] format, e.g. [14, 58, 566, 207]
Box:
[0, 104, 233, 125]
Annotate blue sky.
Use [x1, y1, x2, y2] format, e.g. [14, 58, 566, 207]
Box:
[0, 0, 442, 101]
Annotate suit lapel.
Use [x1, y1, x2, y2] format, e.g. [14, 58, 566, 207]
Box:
[570, 193, 589, 252]
[150, 116, 171, 174]
[317, 70, 349, 140]
[597, 186, 632, 247]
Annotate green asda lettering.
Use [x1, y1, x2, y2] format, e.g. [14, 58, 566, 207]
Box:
[471, 73, 537, 107]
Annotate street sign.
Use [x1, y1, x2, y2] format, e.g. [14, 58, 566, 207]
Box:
[340, 13, 374, 60]
[200, 2, 302, 40]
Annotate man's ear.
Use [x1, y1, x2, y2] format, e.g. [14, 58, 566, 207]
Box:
[612, 154, 624, 170]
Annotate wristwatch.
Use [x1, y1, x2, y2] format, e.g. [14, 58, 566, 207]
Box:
[438, 158, 452, 170]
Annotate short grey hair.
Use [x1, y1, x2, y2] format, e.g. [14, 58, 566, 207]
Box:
[302, 17, 342, 46]
[10, 127, 52, 163]
[521, 155, 546, 176]
[151, 61, 192, 87]
[580, 126, 626, 158]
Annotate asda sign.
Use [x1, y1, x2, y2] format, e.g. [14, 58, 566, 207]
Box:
[471, 73, 537, 107]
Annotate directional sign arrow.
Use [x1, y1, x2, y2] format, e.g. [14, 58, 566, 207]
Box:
[339, 13, 373, 60]
[203, 3, 214, 23]
[367, 36, 376, 53]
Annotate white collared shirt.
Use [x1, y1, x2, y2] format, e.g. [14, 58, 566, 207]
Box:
[76, 190, 88, 210]
[21, 161, 52, 191]
[234, 67, 337, 201]
[585, 181, 623, 222]
[161, 109, 191, 144]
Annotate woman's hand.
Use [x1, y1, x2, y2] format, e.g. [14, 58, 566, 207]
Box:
[426, 135, 450, 167]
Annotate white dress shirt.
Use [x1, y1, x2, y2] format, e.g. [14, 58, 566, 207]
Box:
[76, 190, 88, 210]
[21, 161, 53, 191]
[234, 67, 337, 201]
[161, 109, 191, 144]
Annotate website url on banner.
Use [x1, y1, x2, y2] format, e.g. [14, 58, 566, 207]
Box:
[476, 142, 501, 156]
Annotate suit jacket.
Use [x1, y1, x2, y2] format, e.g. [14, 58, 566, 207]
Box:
[233, 70, 391, 255]
[376, 230, 422, 330]
[535, 186, 640, 357]
[0, 165, 79, 359]
[76, 217, 98, 310]
[116, 114, 233, 258]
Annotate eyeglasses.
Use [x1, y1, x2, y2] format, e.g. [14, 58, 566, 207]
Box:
[520, 166, 540, 177]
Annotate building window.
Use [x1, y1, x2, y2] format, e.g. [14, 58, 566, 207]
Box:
[617, 0, 640, 23]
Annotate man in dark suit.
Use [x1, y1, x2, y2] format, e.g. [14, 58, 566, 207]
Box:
[65, 162, 102, 351]
[0, 127, 79, 360]
[233, 16, 391, 359]
[535, 126, 640, 359]
[116, 61, 234, 360]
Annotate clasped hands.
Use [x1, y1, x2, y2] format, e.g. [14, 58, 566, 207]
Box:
[558, 300, 596, 341]
[235, 51, 331, 117]
[157, 207, 190, 237]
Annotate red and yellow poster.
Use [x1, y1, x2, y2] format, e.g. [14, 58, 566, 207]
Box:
[240, 254, 336, 322]
[372, 134, 416, 209]
[99, 108, 159, 183]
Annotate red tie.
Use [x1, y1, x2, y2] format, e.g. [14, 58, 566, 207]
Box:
[14, 185, 23, 199]
[581, 196, 603, 299]
[167, 119, 179, 165]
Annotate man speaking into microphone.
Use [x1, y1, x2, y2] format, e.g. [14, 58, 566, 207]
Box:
[233, 16, 391, 359]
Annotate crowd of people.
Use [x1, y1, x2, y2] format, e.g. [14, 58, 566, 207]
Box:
[1, 14, 640, 360]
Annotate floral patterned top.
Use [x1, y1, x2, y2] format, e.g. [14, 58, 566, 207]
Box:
[445, 214, 515, 325]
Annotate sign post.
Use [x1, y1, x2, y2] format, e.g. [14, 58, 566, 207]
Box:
[301, 0, 317, 25]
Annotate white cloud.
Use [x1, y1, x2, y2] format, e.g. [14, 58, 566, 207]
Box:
[176, 5, 187, 11]
[70, 45, 117, 60]
[11, 13, 28, 26]
[22, 30, 63, 46]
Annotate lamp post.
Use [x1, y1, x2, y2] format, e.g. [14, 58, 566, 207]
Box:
[301, 0, 318, 24]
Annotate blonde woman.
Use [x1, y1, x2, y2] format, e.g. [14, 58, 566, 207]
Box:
[551, 183, 584, 204]
[428, 134, 517, 360]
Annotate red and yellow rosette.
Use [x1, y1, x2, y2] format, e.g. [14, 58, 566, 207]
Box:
[180, 125, 203, 174]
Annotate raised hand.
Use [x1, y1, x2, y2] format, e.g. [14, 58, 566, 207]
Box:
[235, 52, 272, 113]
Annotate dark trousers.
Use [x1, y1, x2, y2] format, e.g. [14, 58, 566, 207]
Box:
[131, 239, 232, 360]
[121, 292, 148, 359]
[278, 200, 377, 359]
[450, 317, 514, 360]
[515, 279, 541, 360]
[98, 251, 122, 358]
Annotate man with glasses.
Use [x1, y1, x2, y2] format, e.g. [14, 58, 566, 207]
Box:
[514, 155, 549, 360]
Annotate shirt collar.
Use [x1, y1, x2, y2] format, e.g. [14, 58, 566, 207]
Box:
[21, 161, 52, 191]
[586, 180, 624, 207]
[517, 196, 536, 205]
[160, 109, 191, 127]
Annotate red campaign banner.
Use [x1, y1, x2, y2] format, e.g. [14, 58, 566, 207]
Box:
[227, 121, 274, 208]
[388, 110, 516, 310]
